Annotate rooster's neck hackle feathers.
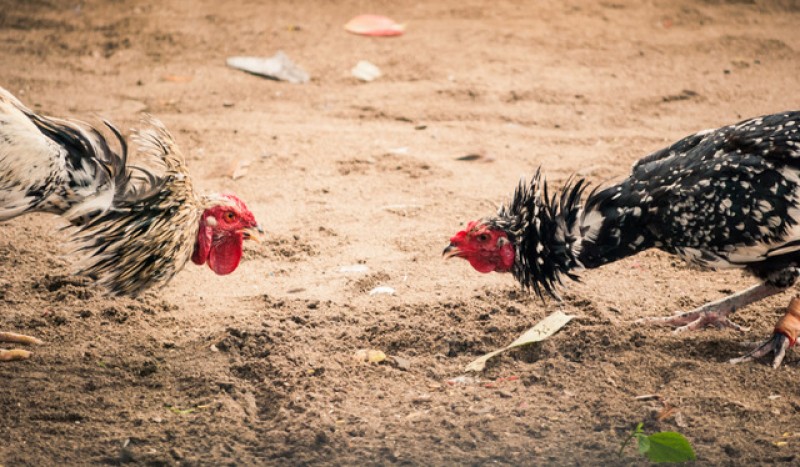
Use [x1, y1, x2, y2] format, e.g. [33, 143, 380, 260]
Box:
[487, 170, 587, 299]
[73, 117, 202, 297]
[126, 116, 196, 205]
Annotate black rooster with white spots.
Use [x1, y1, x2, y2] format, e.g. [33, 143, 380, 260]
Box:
[444, 111, 800, 368]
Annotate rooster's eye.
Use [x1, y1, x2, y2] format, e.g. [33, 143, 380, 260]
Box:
[224, 211, 237, 222]
[477, 234, 489, 242]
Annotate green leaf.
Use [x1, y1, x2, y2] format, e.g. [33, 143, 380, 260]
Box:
[637, 435, 651, 455]
[644, 432, 697, 463]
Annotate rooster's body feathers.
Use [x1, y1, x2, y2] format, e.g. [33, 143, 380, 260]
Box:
[0, 88, 124, 225]
[73, 117, 203, 296]
[577, 111, 800, 286]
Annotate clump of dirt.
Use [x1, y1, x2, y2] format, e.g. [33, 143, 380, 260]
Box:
[337, 153, 443, 179]
[374, 153, 443, 179]
[348, 272, 391, 294]
[245, 233, 318, 261]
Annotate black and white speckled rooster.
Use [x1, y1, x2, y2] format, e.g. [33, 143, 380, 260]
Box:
[444, 111, 800, 368]
[0, 86, 264, 362]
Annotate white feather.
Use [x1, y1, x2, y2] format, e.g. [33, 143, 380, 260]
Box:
[0, 94, 67, 219]
[62, 185, 115, 220]
[581, 209, 605, 242]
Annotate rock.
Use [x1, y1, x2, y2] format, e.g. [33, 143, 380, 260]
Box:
[389, 356, 411, 371]
[368, 286, 395, 296]
[351, 60, 382, 82]
[353, 349, 387, 363]
[170, 447, 184, 460]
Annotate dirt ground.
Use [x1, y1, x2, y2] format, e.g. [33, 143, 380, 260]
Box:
[1, 0, 799, 465]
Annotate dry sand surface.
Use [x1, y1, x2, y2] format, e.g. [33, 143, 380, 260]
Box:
[1, 0, 799, 465]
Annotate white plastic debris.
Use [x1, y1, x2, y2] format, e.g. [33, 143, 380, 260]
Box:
[338, 265, 370, 273]
[368, 286, 395, 296]
[351, 60, 382, 82]
[227, 52, 310, 84]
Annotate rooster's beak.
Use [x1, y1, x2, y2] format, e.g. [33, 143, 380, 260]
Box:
[242, 224, 266, 243]
[442, 243, 461, 260]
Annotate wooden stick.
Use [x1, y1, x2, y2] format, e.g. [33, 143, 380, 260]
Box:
[0, 332, 43, 346]
[0, 349, 32, 361]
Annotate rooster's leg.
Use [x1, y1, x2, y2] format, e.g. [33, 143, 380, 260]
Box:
[636, 283, 783, 333]
[0, 331, 43, 362]
[729, 296, 799, 368]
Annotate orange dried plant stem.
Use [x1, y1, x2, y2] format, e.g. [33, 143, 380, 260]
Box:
[0, 332, 43, 345]
[775, 297, 800, 347]
[0, 349, 32, 362]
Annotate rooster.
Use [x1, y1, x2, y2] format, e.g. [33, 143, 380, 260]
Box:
[0, 86, 264, 362]
[444, 111, 800, 368]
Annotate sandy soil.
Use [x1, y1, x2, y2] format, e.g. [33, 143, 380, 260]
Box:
[1, 0, 799, 465]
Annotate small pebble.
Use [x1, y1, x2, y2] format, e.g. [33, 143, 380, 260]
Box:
[389, 356, 411, 371]
[354, 349, 386, 363]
